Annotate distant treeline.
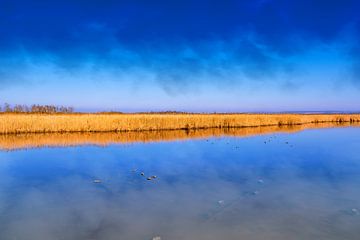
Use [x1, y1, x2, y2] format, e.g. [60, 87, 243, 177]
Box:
[136, 111, 195, 114]
[0, 103, 74, 113]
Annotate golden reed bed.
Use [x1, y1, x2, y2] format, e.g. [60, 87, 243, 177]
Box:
[0, 113, 360, 134]
[0, 122, 359, 151]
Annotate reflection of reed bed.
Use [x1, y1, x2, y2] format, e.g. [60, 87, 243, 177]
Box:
[0, 113, 360, 134]
[0, 122, 358, 151]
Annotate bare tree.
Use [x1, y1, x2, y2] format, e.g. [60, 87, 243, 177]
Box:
[4, 103, 11, 112]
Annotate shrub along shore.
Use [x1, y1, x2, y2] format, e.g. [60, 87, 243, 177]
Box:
[0, 113, 359, 134]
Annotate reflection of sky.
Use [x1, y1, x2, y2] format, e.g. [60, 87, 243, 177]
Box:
[1, 0, 360, 111]
[0, 128, 360, 239]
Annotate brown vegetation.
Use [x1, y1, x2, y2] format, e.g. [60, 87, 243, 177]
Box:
[0, 113, 359, 135]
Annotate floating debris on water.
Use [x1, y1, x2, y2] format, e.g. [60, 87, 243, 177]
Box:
[218, 200, 225, 205]
[243, 190, 260, 196]
[351, 208, 359, 215]
[147, 175, 158, 181]
[93, 179, 102, 183]
[257, 179, 264, 184]
[152, 236, 161, 240]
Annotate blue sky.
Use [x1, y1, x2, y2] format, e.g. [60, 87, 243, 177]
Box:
[1, 0, 360, 112]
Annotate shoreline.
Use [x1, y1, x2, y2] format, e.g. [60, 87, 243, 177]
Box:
[0, 113, 360, 135]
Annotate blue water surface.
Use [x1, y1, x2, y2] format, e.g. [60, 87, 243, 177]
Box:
[0, 127, 359, 240]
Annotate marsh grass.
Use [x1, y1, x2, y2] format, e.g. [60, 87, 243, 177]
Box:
[0, 113, 359, 135]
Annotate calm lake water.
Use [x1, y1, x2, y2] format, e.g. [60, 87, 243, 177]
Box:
[0, 127, 360, 240]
